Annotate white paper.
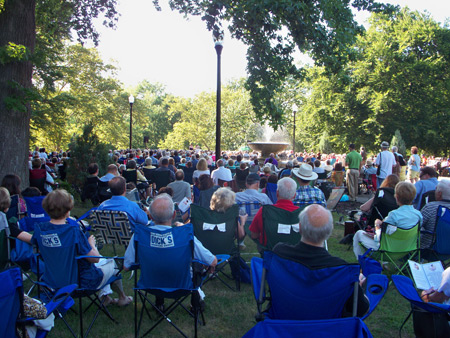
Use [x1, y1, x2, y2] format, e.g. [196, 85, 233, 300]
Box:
[277, 223, 298, 234]
[177, 197, 192, 213]
[277, 224, 291, 234]
[408, 260, 444, 290]
[203, 222, 226, 232]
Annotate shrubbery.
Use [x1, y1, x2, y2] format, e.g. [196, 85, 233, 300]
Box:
[66, 124, 112, 196]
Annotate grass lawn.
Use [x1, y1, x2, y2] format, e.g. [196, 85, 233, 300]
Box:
[40, 201, 415, 337]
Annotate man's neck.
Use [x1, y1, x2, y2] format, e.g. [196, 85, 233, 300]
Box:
[301, 239, 324, 248]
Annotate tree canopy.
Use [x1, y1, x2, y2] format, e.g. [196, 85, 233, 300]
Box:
[293, 8, 450, 155]
[155, 0, 396, 128]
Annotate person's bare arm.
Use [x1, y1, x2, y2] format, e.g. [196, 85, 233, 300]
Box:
[237, 214, 248, 240]
[85, 235, 100, 263]
[17, 231, 32, 244]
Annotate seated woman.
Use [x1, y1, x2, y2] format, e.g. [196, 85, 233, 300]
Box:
[331, 162, 345, 187]
[249, 158, 260, 174]
[126, 159, 150, 197]
[353, 181, 423, 259]
[31, 189, 132, 306]
[168, 157, 177, 173]
[193, 158, 210, 185]
[196, 174, 219, 209]
[360, 174, 399, 225]
[1, 174, 26, 222]
[210, 187, 247, 240]
[0, 187, 32, 244]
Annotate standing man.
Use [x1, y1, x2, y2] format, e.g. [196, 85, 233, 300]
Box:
[345, 144, 362, 202]
[375, 141, 396, 188]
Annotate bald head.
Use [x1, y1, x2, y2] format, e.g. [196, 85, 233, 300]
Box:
[149, 193, 175, 224]
[299, 204, 333, 246]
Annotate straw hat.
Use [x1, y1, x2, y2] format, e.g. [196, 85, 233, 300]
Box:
[292, 164, 318, 181]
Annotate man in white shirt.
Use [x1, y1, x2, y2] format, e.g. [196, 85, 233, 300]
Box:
[375, 141, 396, 188]
[211, 159, 232, 185]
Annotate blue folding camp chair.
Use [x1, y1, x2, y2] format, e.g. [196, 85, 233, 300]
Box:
[242, 317, 373, 338]
[265, 183, 277, 204]
[392, 274, 450, 337]
[133, 223, 205, 338]
[19, 196, 50, 232]
[33, 221, 121, 338]
[0, 267, 77, 338]
[236, 201, 262, 225]
[251, 251, 387, 321]
[421, 205, 450, 265]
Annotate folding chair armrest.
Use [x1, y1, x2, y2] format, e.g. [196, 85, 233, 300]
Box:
[18, 284, 77, 324]
[75, 255, 122, 260]
[192, 258, 211, 266]
[44, 284, 78, 314]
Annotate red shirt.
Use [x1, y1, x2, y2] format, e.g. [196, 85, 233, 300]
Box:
[249, 199, 299, 245]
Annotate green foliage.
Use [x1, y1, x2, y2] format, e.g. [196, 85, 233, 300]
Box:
[391, 129, 406, 156]
[66, 124, 112, 189]
[160, 80, 258, 151]
[31, 44, 126, 150]
[0, 42, 30, 65]
[318, 131, 334, 154]
[292, 8, 450, 155]
[130, 81, 177, 149]
[156, 0, 396, 129]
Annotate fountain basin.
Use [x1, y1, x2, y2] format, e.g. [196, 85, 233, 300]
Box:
[248, 142, 289, 159]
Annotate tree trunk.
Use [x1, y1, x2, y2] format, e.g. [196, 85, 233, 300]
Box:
[0, 0, 36, 188]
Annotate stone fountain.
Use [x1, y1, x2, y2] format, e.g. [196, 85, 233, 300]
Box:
[247, 142, 289, 159]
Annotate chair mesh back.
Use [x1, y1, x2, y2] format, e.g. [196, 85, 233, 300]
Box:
[135, 224, 194, 290]
[434, 206, 450, 255]
[151, 170, 171, 191]
[90, 210, 133, 247]
[0, 268, 23, 338]
[380, 224, 419, 253]
[236, 201, 262, 224]
[190, 204, 238, 255]
[122, 170, 137, 184]
[265, 251, 359, 320]
[262, 205, 302, 251]
[34, 223, 79, 288]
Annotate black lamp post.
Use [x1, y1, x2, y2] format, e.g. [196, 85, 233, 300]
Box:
[129, 94, 134, 149]
[292, 103, 298, 153]
[214, 32, 224, 160]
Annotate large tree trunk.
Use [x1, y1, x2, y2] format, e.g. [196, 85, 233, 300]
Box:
[0, 0, 36, 188]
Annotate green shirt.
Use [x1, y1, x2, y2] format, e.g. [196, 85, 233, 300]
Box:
[346, 150, 362, 169]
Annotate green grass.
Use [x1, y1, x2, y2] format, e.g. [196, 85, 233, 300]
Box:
[39, 204, 415, 338]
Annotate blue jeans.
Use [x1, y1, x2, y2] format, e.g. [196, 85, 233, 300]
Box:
[377, 177, 385, 189]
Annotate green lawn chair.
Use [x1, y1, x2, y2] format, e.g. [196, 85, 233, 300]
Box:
[190, 204, 241, 291]
[365, 222, 420, 277]
[261, 205, 305, 252]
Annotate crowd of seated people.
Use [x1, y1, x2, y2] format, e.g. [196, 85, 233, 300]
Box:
[2, 143, 450, 337]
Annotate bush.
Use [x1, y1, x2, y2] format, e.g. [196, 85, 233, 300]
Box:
[66, 124, 112, 191]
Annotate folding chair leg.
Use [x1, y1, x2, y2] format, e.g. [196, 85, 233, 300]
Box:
[399, 308, 413, 338]
[79, 297, 84, 338]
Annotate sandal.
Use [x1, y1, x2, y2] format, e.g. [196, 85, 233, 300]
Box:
[118, 296, 133, 307]
[102, 296, 119, 307]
